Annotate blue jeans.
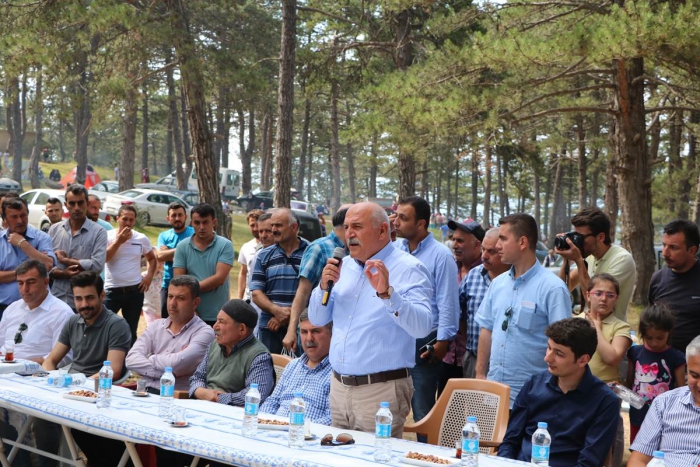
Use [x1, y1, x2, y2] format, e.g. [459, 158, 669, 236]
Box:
[410, 330, 440, 444]
[104, 286, 144, 346]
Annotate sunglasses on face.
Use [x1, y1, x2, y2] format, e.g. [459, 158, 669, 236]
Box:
[501, 307, 513, 332]
[14, 323, 27, 345]
[321, 433, 355, 446]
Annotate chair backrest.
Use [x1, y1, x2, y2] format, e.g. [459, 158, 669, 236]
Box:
[436, 379, 510, 453]
[271, 353, 292, 382]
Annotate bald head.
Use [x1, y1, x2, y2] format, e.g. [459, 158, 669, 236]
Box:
[344, 202, 391, 261]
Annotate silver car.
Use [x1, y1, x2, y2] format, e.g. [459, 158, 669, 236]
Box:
[103, 189, 191, 226]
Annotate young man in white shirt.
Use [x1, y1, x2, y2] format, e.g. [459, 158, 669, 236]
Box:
[104, 205, 156, 345]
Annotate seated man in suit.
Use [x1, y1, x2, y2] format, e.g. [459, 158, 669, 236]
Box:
[497, 318, 619, 466]
[189, 299, 274, 405]
[260, 310, 332, 424]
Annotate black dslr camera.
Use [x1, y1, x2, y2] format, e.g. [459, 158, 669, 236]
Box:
[554, 231, 585, 251]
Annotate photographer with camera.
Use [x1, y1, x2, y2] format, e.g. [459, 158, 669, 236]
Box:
[555, 207, 636, 321]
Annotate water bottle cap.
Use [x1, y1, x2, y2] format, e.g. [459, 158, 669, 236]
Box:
[630, 331, 636, 335]
[47, 377, 55, 384]
[165, 366, 173, 372]
[250, 383, 259, 389]
[103, 361, 111, 365]
[537, 422, 548, 429]
[652, 451, 664, 458]
[466, 416, 477, 423]
[380, 402, 390, 408]
[294, 391, 303, 398]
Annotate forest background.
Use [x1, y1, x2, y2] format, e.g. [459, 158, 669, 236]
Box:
[2, 0, 700, 306]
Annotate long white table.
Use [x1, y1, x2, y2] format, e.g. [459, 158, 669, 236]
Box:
[0, 359, 40, 375]
[0, 373, 529, 467]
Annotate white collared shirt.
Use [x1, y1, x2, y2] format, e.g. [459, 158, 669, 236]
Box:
[0, 291, 74, 362]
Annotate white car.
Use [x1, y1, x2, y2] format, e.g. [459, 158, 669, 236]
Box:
[103, 189, 191, 226]
[88, 181, 120, 200]
[20, 189, 68, 232]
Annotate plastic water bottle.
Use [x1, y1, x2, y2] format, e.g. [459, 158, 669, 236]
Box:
[96, 361, 113, 409]
[288, 392, 306, 449]
[647, 451, 666, 466]
[374, 401, 393, 463]
[531, 422, 551, 465]
[159, 366, 175, 419]
[461, 415, 480, 466]
[609, 382, 645, 409]
[630, 331, 638, 345]
[54, 374, 87, 387]
[242, 383, 261, 437]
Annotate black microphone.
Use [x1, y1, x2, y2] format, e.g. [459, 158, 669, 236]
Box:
[322, 247, 346, 306]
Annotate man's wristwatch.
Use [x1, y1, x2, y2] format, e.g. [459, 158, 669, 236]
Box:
[377, 286, 394, 300]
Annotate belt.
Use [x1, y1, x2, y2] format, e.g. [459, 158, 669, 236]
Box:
[107, 285, 141, 294]
[333, 368, 409, 387]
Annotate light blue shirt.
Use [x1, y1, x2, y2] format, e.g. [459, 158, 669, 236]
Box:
[397, 233, 459, 341]
[157, 226, 195, 288]
[309, 241, 433, 375]
[475, 260, 571, 406]
[0, 225, 56, 305]
[96, 218, 113, 231]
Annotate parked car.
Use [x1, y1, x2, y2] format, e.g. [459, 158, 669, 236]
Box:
[0, 178, 21, 194]
[20, 189, 68, 232]
[237, 188, 305, 212]
[103, 189, 191, 226]
[88, 181, 120, 200]
[135, 175, 181, 192]
[293, 209, 323, 243]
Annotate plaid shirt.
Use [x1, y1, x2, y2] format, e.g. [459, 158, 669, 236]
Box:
[260, 354, 332, 425]
[189, 334, 274, 406]
[460, 264, 492, 353]
[298, 231, 344, 288]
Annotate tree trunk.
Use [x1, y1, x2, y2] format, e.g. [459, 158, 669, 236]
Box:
[612, 57, 653, 305]
[369, 133, 378, 198]
[394, 9, 416, 200]
[329, 84, 341, 212]
[120, 86, 137, 192]
[58, 118, 67, 163]
[454, 156, 459, 218]
[548, 154, 568, 248]
[678, 112, 696, 220]
[6, 76, 24, 188]
[307, 135, 314, 201]
[297, 98, 311, 195]
[577, 117, 588, 208]
[471, 150, 479, 220]
[260, 111, 273, 191]
[667, 109, 683, 216]
[604, 135, 619, 241]
[142, 86, 149, 173]
[240, 109, 255, 195]
[345, 105, 356, 204]
[484, 145, 492, 227]
[273, 0, 297, 209]
[689, 113, 700, 223]
[215, 86, 227, 169]
[446, 154, 452, 216]
[398, 152, 416, 200]
[166, 56, 184, 187]
[534, 160, 541, 231]
[180, 85, 193, 181]
[165, 0, 225, 235]
[496, 149, 505, 217]
[420, 159, 428, 199]
[28, 67, 43, 189]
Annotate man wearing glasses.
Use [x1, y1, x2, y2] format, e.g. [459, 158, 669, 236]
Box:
[475, 214, 571, 407]
[555, 207, 636, 321]
[0, 260, 73, 364]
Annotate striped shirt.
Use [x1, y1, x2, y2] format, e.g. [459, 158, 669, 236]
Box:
[260, 354, 332, 425]
[298, 231, 344, 288]
[460, 264, 492, 354]
[250, 238, 309, 328]
[630, 386, 700, 465]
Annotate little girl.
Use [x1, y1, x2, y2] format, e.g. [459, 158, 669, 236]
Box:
[625, 303, 686, 443]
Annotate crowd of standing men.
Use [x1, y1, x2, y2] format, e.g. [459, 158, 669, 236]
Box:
[0, 183, 697, 467]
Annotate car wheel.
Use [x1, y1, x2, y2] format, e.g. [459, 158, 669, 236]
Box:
[40, 221, 50, 233]
[137, 211, 150, 227]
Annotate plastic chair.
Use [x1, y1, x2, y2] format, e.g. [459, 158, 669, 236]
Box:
[272, 353, 292, 382]
[404, 378, 510, 454]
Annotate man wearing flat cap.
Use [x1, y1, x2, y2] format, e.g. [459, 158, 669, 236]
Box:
[189, 299, 274, 405]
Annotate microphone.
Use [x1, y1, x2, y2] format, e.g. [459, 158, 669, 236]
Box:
[322, 247, 346, 306]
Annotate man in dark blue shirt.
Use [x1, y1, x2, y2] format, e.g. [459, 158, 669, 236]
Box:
[498, 318, 619, 466]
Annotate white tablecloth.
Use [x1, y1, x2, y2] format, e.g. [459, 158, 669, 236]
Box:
[0, 374, 529, 467]
[0, 359, 40, 375]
